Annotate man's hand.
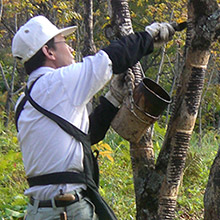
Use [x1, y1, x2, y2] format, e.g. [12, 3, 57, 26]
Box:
[145, 22, 175, 47]
[105, 71, 135, 107]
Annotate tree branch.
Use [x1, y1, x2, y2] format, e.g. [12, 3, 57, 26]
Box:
[12, 85, 26, 96]
[0, 62, 10, 91]
[0, 0, 3, 22]
[1, 17, 15, 36]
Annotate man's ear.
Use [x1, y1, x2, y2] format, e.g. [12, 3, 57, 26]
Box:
[42, 45, 56, 60]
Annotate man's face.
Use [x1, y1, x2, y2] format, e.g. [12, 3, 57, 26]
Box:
[52, 34, 75, 68]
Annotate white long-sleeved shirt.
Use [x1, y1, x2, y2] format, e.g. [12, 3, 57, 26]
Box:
[15, 50, 112, 200]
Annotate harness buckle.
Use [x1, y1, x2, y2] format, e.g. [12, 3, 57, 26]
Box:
[54, 189, 76, 201]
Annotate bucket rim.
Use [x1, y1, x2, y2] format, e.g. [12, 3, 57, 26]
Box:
[142, 77, 172, 104]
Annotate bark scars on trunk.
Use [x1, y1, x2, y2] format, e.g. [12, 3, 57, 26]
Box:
[167, 131, 191, 184]
[111, 0, 133, 37]
[157, 0, 219, 219]
[110, 0, 143, 85]
[158, 131, 191, 219]
[185, 67, 205, 115]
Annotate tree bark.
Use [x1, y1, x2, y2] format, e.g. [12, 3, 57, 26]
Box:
[82, 0, 96, 56]
[204, 148, 220, 220]
[157, 1, 219, 219]
[2, 56, 16, 127]
[108, 1, 157, 219]
[108, 0, 143, 85]
[0, 0, 3, 22]
[130, 131, 162, 220]
[204, 7, 220, 215]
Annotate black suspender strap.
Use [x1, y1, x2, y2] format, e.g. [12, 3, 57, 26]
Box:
[15, 77, 41, 131]
[24, 86, 90, 145]
[27, 172, 86, 187]
[15, 96, 27, 131]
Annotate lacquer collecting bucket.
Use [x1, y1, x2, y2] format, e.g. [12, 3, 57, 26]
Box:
[111, 78, 171, 143]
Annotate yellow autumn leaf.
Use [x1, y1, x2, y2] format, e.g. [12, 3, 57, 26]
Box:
[12, 136, 18, 144]
[131, 11, 136, 18]
[99, 150, 112, 155]
[99, 151, 114, 162]
[137, 0, 143, 7]
[102, 143, 112, 151]
[106, 154, 114, 162]
[176, 18, 187, 24]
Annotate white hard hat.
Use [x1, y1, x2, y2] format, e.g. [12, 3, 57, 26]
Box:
[12, 15, 77, 63]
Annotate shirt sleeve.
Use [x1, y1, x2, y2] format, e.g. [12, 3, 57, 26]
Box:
[102, 31, 154, 74]
[57, 50, 113, 106]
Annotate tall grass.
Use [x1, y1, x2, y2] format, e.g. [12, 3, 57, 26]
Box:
[0, 119, 219, 219]
[0, 121, 28, 220]
[94, 131, 135, 220]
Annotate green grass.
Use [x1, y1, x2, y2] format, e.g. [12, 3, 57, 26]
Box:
[96, 131, 135, 220]
[0, 119, 219, 220]
[0, 121, 28, 220]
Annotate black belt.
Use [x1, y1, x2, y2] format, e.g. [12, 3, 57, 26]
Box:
[30, 190, 86, 208]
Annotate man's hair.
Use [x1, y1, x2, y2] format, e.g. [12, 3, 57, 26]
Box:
[24, 38, 56, 75]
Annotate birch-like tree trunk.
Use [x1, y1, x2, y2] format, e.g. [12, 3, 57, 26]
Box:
[0, 0, 3, 22]
[157, 1, 219, 219]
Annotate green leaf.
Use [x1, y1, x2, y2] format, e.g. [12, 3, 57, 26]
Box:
[5, 208, 24, 218]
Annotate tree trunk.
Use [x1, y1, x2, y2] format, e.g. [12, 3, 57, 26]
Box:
[157, 1, 219, 219]
[108, 0, 143, 85]
[2, 59, 16, 127]
[108, 1, 157, 219]
[204, 8, 220, 214]
[109, 2, 165, 219]
[0, 0, 3, 22]
[130, 131, 161, 220]
[204, 148, 220, 220]
[82, 0, 96, 56]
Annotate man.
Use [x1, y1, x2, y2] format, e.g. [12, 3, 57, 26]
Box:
[12, 15, 174, 220]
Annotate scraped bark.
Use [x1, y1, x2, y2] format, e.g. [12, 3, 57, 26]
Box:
[108, 0, 144, 85]
[157, 1, 219, 219]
